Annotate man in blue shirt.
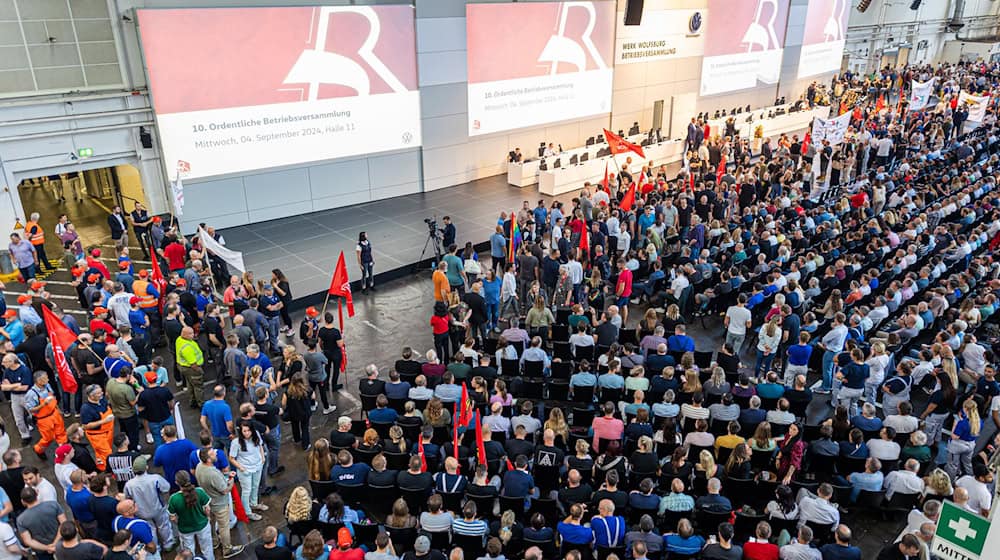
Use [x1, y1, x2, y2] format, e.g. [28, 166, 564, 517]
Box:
[745, 284, 765, 310]
[367, 395, 398, 424]
[152, 425, 197, 492]
[500, 455, 535, 500]
[330, 450, 371, 486]
[846, 457, 883, 502]
[666, 325, 695, 353]
[819, 525, 862, 560]
[1, 352, 33, 441]
[200, 386, 233, 450]
[755, 372, 785, 399]
[433, 372, 462, 404]
[695, 479, 732, 513]
[259, 285, 282, 356]
[245, 344, 272, 375]
[591, 499, 626, 548]
[383, 370, 410, 400]
[112, 499, 160, 559]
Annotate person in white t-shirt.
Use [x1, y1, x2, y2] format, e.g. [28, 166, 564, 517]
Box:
[0, 521, 21, 560]
[955, 465, 993, 517]
[723, 294, 752, 353]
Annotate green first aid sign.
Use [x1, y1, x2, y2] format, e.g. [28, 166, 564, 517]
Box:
[932, 501, 990, 559]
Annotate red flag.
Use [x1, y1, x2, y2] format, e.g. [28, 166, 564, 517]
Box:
[603, 128, 645, 159]
[579, 226, 590, 257]
[602, 162, 609, 191]
[328, 251, 355, 319]
[417, 436, 428, 473]
[801, 131, 811, 155]
[230, 484, 249, 523]
[457, 384, 472, 427]
[505, 457, 515, 471]
[716, 154, 727, 183]
[475, 413, 486, 465]
[42, 306, 77, 394]
[689, 171, 695, 193]
[453, 402, 460, 459]
[620, 182, 637, 212]
[149, 254, 167, 312]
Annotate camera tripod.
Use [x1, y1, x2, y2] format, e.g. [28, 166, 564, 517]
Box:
[415, 227, 444, 272]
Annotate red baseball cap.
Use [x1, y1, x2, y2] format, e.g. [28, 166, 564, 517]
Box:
[138, 270, 149, 278]
[90, 248, 101, 257]
[175, 278, 186, 287]
[87, 273, 100, 283]
[305, 306, 319, 317]
[16, 295, 29, 305]
[55, 444, 72, 463]
[29, 281, 45, 290]
[3, 310, 17, 319]
[129, 296, 140, 306]
[119, 261, 130, 270]
[92, 307, 107, 315]
[71, 267, 84, 278]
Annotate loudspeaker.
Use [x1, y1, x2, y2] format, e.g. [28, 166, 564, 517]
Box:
[624, 0, 644, 25]
[139, 126, 153, 149]
[909, 0, 921, 9]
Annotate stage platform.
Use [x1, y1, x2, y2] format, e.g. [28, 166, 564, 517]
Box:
[219, 174, 577, 308]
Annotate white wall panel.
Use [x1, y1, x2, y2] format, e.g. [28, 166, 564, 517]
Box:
[368, 150, 421, 188]
[420, 83, 467, 119]
[417, 51, 467, 87]
[243, 168, 310, 203]
[416, 18, 466, 52]
[308, 160, 370, 197]
[249, 200, 315, 224]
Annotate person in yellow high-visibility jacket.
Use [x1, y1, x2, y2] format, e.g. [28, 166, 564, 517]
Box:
[176, 326, 205, 408]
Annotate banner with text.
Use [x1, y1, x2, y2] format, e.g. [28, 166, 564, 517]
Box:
[796, 0, 849, 79]
[700, 0, 790, 96]
[466, 1, 615, 136]
[614, 8, 706, 65]
[909, 78, 937, 111]
[959, 91, 991, 124]
[810, 111, 852, 146]
[138, 6, 421, 181]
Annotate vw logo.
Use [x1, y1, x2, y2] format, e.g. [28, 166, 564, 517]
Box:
[689, 12, 703, 35]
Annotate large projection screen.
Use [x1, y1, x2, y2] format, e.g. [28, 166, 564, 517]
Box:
[138, 6, 421, 181]
[466, 1, 615, 137]
[699, 0, 790, 97]
[797, 0, 849, 79]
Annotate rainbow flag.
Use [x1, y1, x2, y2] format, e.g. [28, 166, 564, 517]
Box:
[509, 212, 521, 263]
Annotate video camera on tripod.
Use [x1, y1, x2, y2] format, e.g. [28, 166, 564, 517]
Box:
[417, 215, 444, 270]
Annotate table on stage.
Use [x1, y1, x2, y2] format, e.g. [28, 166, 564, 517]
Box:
[537, 138, 685, 196]
[506, 133, 648, 188]
[707, 103, 830, 142]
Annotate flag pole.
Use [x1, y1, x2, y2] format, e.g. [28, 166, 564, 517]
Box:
[320, 292, 331, 319]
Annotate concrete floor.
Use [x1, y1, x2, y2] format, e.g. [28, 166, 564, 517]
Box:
[6, 180, 909, 558]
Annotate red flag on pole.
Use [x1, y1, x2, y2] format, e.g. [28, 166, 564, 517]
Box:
[716, 154, 727, 183]
[603, 128, 645, 159]
[602, 162, 609, 191]
[453, 402, 460, 459]
[801, 131, 811, 155]
[689, 171, 695, 193]
[579, 226, 590, 257]
[149, 254, 167, 312]
[418, 436, 427, 473]
[328, 251, 355, 319]
[620, 182, 637, 212]
[475, 413, 486, 465]
[42, 306, 77, 394]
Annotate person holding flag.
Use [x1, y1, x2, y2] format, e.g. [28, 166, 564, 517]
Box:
[320, 251, 353, 391]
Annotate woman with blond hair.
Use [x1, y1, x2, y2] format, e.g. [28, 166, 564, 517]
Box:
[544, 407, 569, 445]
[284, 486, 313, 524]
[306, 439, 334, 481]
[947, 399, 982, 478]
[922, 468, 954, 498]
[385, 498, 418, 529]
[625, 366, 649, 392]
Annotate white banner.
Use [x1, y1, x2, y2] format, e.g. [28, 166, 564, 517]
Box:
[958, 91, 991, 123]
[909, 78, 936, 111]
[810, 111, 852, 146]
[198, 227, 246, 273]
[614, 9, 705, 65]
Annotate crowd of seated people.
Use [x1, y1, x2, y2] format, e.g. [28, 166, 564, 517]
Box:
[281, 62, 1000, 560]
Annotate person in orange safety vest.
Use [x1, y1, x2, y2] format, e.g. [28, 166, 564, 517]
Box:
[24, 371, 67, 460]
[80, 384, 115, 471]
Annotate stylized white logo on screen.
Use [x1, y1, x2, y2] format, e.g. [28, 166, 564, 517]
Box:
[823, 0, 846, 43]
[283, 6, 408, 99]
[741, 0, 781, 53]
[537, 1, 608, 75]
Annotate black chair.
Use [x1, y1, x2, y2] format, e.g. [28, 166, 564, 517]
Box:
[288, 520, 319, 547]
[352, 523, 380, 549]
[805, 520, 836, 545]
[452, 533, 485, 558]
[309, 479, 337, 503]
[386, 526, 417, 553]
[499, 495, 527, 519]
[572, 407, 595, 427]
[734, 510, 765, 543]
[318, 521, 345, 542]
[527, 497, 560, 529]
[575, 345, 596, 361]
[370, 421, 394, 440]
[399, 487, 428, 515]
[851, 489, 887, 516]
[523, 360, 545, 377]
[548, 381, 570, 401]
[695, 510, 733, 537]
[335, 483, 365, 508]
[524, 537, 556, 559]
[350, 419, 368, 437]
[883, 491, 920, 520]
[427, 531, 451, 552]
[660, 509, 693, 533]
[360, 394, 378, 418]
[501, 358, 521, 376]
[365, 484, 396, 519]
[438, 491, 464, 513]
[693, 351, 714, 369]
[388, 397, 407, 414]
[351, 448, 378, 466]
[466, 493, 497, 519]
[384, 452, 409, 471]
[551, 360, 573, 379]
[554, 341, 573, 360]
[573, 385, 595, 405]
